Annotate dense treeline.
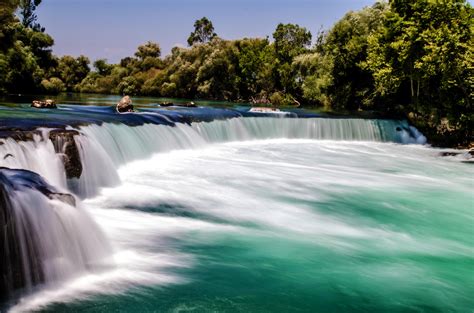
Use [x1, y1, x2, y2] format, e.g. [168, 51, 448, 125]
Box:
[0, 0, 472, 146]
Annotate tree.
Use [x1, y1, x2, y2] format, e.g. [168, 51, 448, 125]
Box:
[196, 40, 239, 99]
[57, 55, 90, 91]
[135, 41, 161, 60]
[187, 17, 217, 46]
[0, 0, 19, 50]
[134, 42, 162, 71]
[272, 23, 312, 95]
[294, 52, 333, 107]
[273, 23, 312, 63]
[366, 0, 473, 146]
[19, 0, 43, 31]
[319, 2, 387, 110]
[93, 59, 112, 76]
[235, 38, 275, 98]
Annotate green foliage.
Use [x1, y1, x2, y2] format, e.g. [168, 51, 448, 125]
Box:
[293, 53, 333, 108]
[93, 59, 112, 76]
[41, 77, 65, 94]
[0, 0, 55, 94]
[117, 76, 140, 95]
[135, 41, 161, 59]
[0, 0, 471, 147]
[235, 38, 275, 98]
[322, 2, 388, 110]
[187, 17, 217, 46]
[0, 0, 20, 50]
[273, 23, 312, 63]
[57, 55, 90, 91]
[19, 0, 43, 31]
[366, 0, 473, 145]
[269, 91, 294, 107]
[272, 23, 312, 97]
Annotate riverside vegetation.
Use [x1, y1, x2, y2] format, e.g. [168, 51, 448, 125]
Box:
[0, 0, 472, 147]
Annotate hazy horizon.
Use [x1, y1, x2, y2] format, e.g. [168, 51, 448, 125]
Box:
[36, 0, 375, 63]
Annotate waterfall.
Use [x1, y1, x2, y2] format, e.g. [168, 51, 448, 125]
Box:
[0, 117, 426, 198]
[0, 115, 427, 305]
[0, 168, 112, 300]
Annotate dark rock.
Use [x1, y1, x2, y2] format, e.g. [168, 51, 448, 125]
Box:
[160, 102, 174, 107]
[0, 168, 78, 299]
[0, 177, 44, 299]
[49, 192, 76, 206]
[116, 96, 134, 113]
[177, 101, 197, 108]
[49, 129, 82, 179]
[0, 130, 40, 142]
[439, 151, 462, 157]
[31, 99, 57, 109]
[0, 167, 77, 205]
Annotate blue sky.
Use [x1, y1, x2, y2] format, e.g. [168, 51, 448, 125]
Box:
[37, 0, 375, 63]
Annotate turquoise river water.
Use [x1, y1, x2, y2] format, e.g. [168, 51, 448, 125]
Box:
[0, 97, 472, 313]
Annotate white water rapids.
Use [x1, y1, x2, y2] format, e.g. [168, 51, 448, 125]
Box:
[4, 117, 472, 313]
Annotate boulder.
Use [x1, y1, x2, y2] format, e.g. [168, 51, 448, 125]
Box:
[160, 101, 174, 107]
[49, 192, 76, 206]
[49, 129, 83, 179]
[31, 99, 57, 109]
[177, 101, 197, 107]
[116, 96, 134, 113]
[0, 168, 78, 299]
[439, 151, 462, 157]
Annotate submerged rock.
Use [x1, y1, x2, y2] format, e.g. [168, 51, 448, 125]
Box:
[0, 167, 111, 302]
[0, 167, 77, 299]
[0, 129, 83, 179]
[49, 192, 76, 206]
[160, 101, 174, 107]
[116, 95, 134, 113]
[31, 99, 57, 109]
[177, 101, 197, 107]
[439, 149, 474, 162]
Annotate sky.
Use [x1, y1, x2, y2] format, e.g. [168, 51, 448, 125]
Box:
[36, 0, 376, 63]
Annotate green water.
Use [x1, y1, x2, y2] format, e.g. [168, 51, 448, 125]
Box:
[11, 139, 471, 313]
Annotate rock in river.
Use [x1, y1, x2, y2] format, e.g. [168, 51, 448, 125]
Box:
[31, 99, 57, 109]
[116, 96, 134, 113]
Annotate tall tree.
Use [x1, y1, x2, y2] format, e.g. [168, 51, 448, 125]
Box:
[366, 0, 473, 145]
[273, 23, 312, 63]
[272, 23, 312, 95]
[57, 55, 90, 91]
[135, 41, 161, 60]
[0, 0, 19, 49]
[19, 0, 43, 31]
[319, 2, 387, 110]
[93, 59, 112, 76]
[187, 17, 217, 46]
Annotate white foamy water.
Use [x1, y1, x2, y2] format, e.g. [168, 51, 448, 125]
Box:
[11, 138, 472, 312]
[3, 118, 472, 312]
[0, 117, 427, 199]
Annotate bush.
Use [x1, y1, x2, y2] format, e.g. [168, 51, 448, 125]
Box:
[41, 77, 65, 94]
[117, 76, 140, 95]
[269, 91, 294, 107]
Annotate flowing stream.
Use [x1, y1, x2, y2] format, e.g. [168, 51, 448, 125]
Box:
[1, 116, 472, 313]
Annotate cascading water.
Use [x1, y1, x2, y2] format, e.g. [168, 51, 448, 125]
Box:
[0, 117, 427, 198]
[0, 167, 112, 303]
[0, 107, 472, 313]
